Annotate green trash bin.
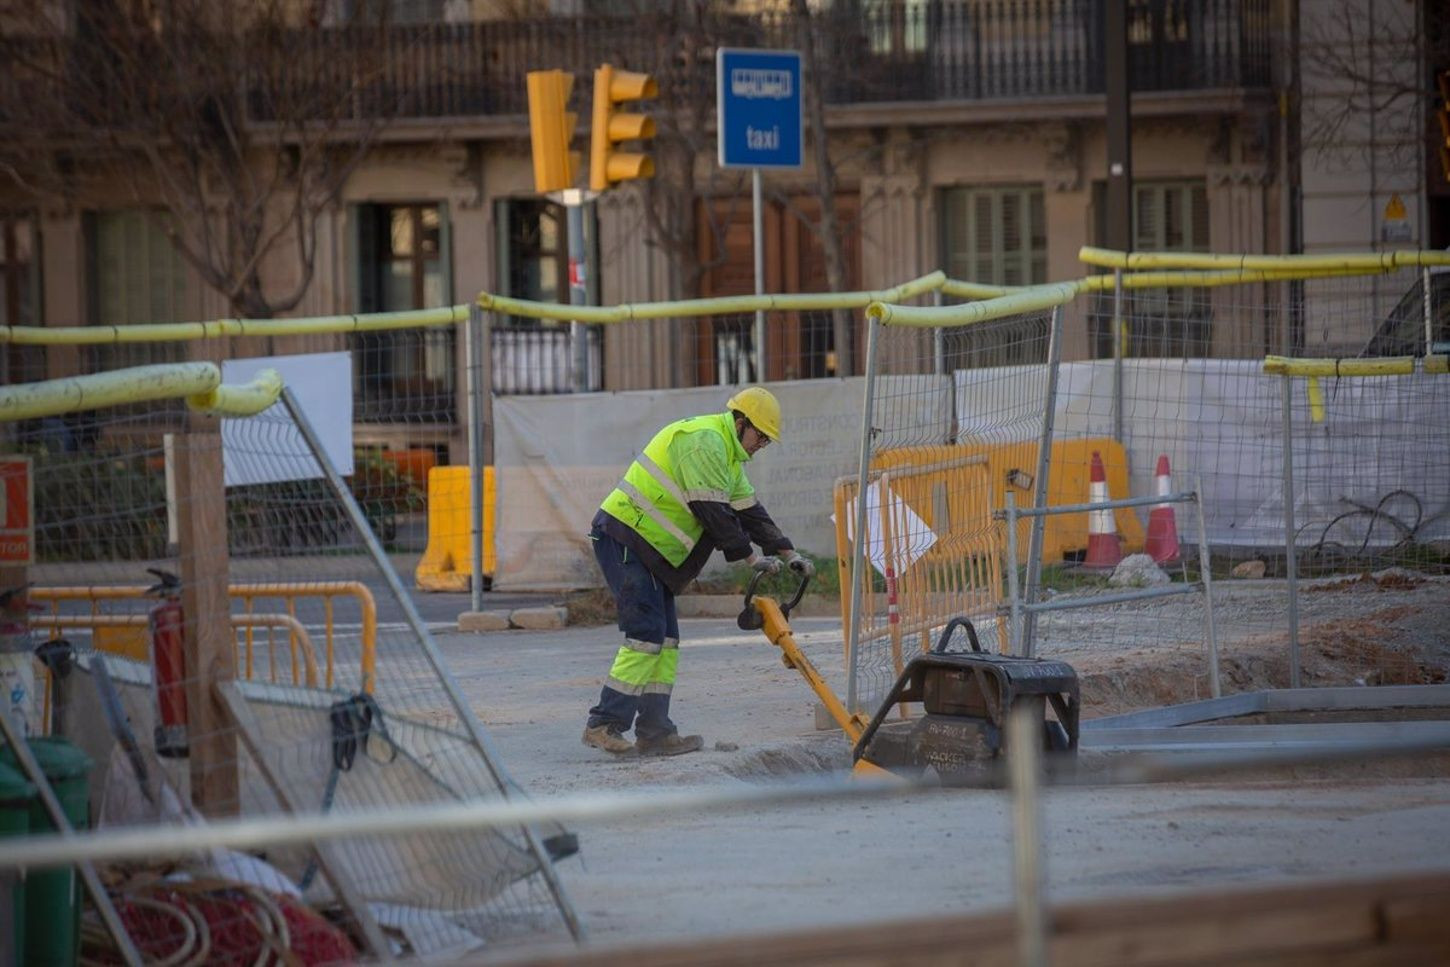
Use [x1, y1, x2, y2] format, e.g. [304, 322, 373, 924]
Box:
[0, 759, 33, 967]
[0, 738, 92, 967]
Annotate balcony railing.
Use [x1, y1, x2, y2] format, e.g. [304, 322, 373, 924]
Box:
[291, 0, 1270, 121]
[253, 0, 1270, 122]
[2, 1, 1271, 132]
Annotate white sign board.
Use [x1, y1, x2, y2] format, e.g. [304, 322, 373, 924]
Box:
[221, 352, 354, 488]
[832, 478, 937, 576]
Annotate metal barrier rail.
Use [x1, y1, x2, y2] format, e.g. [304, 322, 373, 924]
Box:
[997, 485, 1220, 696]
[35, 613, 320, 687]
[32, 581, 377, 693]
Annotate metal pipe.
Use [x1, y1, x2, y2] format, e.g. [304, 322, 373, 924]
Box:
[1022, 306, 1065, 658]
[1193, 480, 1222, 699]
[1113, 266, 1125, 443]
[753, 168, 766, 381]
[1004, 491, 1022, 654]
[1004, 490, 1199, 517]
[1022, 581, 1200, 614]
[6, 733, 1450, 873]
[278, 388, 585, 941]
[1424, 266, 1433, 355]
[566, 196, 589, 394]
[467, 303, 485, 613]
[1280, 375, 1301, 688]
[846, 314, 882, 713]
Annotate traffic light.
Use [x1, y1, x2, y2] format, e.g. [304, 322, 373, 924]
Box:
[589, 63, 657, 192]
[526, 69, 579, 194]
[1438, 70, 1450, 182]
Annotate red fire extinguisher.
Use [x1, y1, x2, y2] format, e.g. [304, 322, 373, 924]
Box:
[146, 568, 189, 758]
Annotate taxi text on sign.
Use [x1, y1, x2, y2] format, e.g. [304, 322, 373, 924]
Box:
[0, 456, 33, 565]
[716, 48, 803, 170]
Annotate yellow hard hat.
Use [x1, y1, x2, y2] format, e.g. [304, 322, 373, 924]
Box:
[726, 386, 782, 442]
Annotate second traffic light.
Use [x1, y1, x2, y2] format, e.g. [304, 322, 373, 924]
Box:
[590, 63, 657, 192]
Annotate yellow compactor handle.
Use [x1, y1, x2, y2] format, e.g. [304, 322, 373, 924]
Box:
[740, 571, 897, 778]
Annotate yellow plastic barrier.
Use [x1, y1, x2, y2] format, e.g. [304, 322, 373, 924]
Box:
[834, 451, 1005, 665]
[855, 438, 1144, 566]
[415, 466, 496, 592]
[981, 438, 1145, 563]
[832, 438, 1144, 665]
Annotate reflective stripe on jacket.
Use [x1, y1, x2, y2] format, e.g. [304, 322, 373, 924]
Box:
[599, 412, 751, 568]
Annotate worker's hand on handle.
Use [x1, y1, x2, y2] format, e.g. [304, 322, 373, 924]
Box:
[782, 551, 815, 578]
[749, 554, 784, 576]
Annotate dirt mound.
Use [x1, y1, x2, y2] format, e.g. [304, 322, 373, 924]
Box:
[1077, 604, 1450, 717]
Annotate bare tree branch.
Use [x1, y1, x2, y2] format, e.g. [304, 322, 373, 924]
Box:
[0, 0, 400, 318]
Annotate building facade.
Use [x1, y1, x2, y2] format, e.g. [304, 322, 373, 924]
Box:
[1, 0, 1443, 463]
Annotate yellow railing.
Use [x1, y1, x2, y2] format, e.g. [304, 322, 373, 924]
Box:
[32, 581, 377, 693]
[0, 362, 283, 422]
[37, 612, 320, 683]
[833, 451, 1004, 679]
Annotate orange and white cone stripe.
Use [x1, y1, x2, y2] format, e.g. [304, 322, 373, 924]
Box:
[1082, 450, 1123, 570]
[1145, 454, 1181, 564]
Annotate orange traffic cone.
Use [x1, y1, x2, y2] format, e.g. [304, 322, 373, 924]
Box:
[1081, 450, 1122, 570]
[1145, 454, 1181, 564]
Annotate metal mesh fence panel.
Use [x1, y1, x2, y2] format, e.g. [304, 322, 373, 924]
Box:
[8, 390, 578, 960]
[844, 308, 1055, 713]
[1034, 267, 1448, 695]
[852, 266, 1449, 713]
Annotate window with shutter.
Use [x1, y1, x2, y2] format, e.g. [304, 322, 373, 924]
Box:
[488, 198, 601, 394]
[1, 215, 43, 384]
[1091, 179, 1211, 357]
[351, 202, 456, 421]
[939, 184, 1047, 367]
[88, 210, 188, 372]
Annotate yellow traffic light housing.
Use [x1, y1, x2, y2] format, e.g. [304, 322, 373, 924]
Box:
[526, 69, 580, 194]
[589, 63, 657, 192]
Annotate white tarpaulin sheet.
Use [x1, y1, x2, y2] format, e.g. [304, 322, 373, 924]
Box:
[493, 377, 949, 590]
[959, 358, 1450, 548]
[493, 362, 1445, 590]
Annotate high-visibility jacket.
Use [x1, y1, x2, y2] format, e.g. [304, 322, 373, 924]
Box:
[596, 411, 791, 594]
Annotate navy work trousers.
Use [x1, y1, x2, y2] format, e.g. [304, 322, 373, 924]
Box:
[585, 525, 681, 740]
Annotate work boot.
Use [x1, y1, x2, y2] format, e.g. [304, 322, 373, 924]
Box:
[635, 731, 704, 757]
[582, 724, 636, 756]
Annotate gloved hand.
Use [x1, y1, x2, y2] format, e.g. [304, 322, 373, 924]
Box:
[749, 555, 784, 576]
[783, 551, 815, 578]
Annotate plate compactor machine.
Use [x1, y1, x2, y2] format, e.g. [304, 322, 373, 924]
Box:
[738, 572, 1081, 783]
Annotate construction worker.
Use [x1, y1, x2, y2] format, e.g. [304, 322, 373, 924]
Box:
[582, 386, 815, 757]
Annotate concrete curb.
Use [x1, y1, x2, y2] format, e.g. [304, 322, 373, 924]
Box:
[457, 605, 568, 632]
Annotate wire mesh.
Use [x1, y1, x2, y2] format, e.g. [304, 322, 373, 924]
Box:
[846, 309, 1055, 712]
[852, 267, 1450, 710]
[8, 390, 576, 959]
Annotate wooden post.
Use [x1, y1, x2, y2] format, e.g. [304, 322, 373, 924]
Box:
[174, 421, 237, 817]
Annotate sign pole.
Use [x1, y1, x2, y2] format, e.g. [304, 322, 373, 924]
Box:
[752, 167, 766, 382]
[717, 46, 803, 386]
[562, 187, 590, 394]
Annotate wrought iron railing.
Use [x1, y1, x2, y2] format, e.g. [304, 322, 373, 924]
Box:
[492, 324, 602, 395]
[256, 1, 1270, 121]
[4, 2, 1273, 131]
